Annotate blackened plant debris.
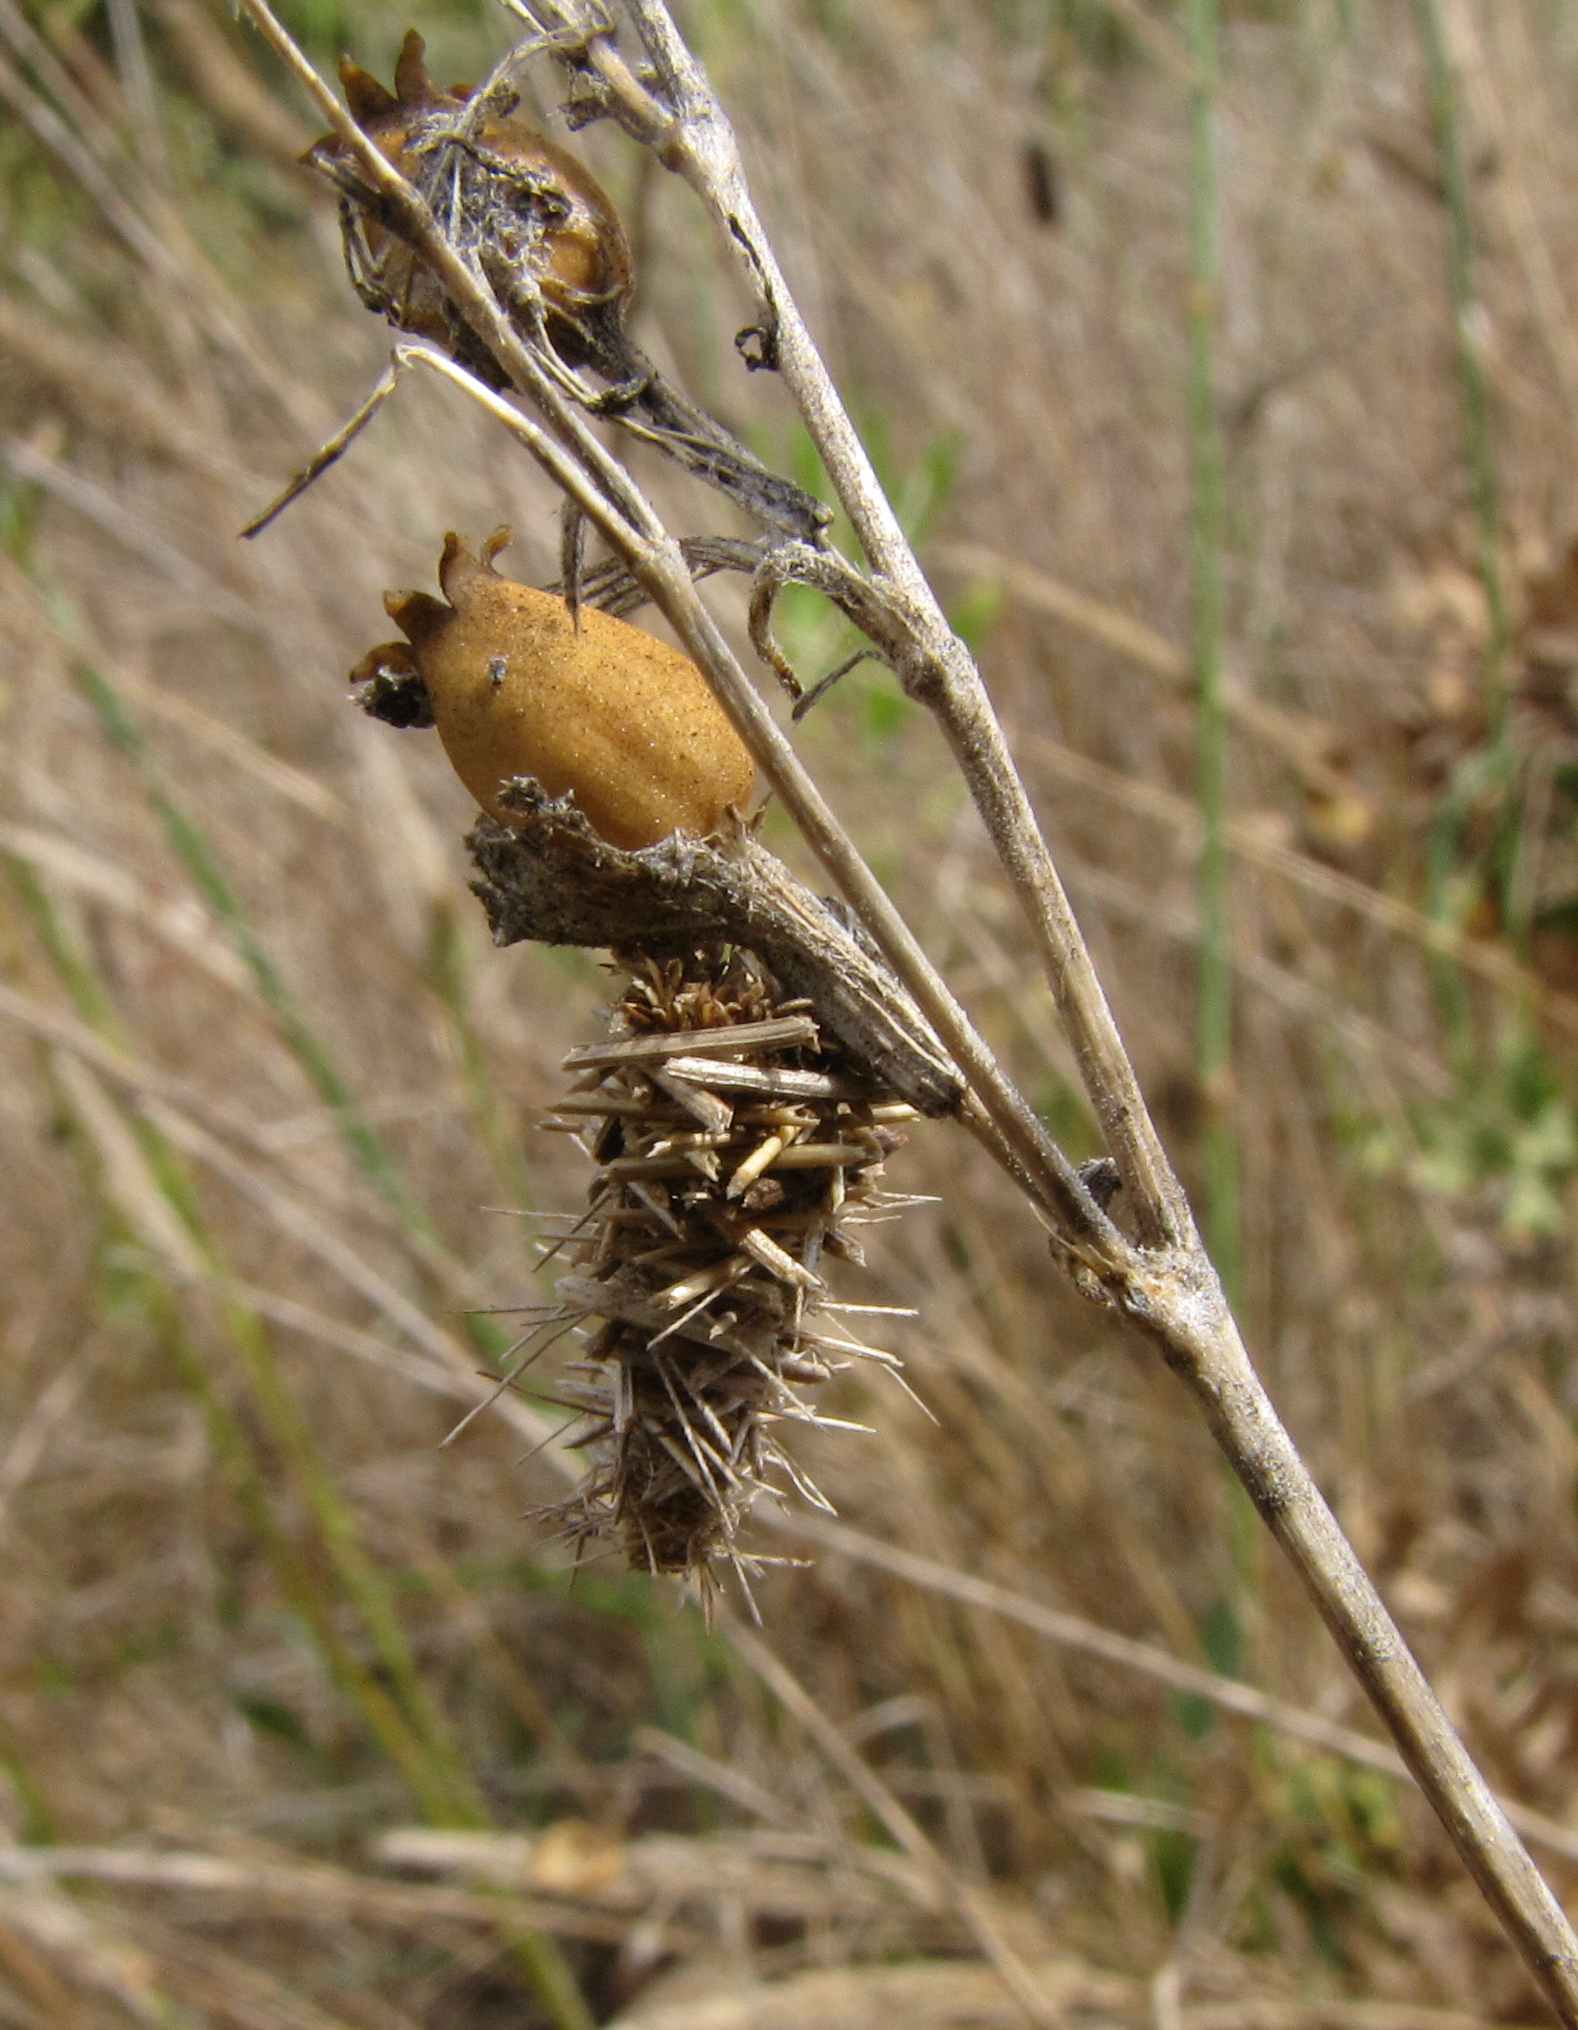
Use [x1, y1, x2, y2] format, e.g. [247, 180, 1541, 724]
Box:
[530, 946, 931, 1601]
[308, 29, 830, 541]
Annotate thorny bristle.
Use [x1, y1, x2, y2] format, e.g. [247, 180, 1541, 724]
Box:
[516, 943, 923, 1609]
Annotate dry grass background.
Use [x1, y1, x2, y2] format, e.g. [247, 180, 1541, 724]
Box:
[4, 0, 1578, 2023]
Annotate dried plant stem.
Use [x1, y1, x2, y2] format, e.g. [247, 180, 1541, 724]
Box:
[1147, 1289, 1578, 2025]
[239, 0, 1578, 2015]
[542, 3, 1578, 2016]
[605, 0, 1191, 1256]
[639, 571, 1110, 1243]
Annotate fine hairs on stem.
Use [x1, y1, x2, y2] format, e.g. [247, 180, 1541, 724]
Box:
[235, 1, 1578, 2021]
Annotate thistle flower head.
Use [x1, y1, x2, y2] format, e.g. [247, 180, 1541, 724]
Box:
[531, 943, 927, 1609]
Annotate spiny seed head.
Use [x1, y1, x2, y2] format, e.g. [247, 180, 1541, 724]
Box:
[519, 945, 925, 1608]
